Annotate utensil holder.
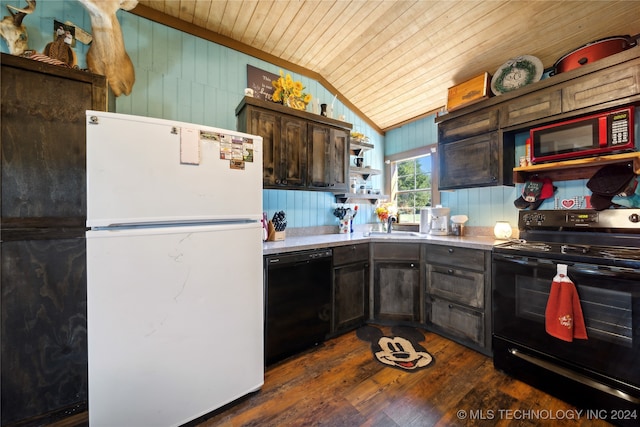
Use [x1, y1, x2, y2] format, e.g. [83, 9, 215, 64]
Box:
[267, 221, 285, 241]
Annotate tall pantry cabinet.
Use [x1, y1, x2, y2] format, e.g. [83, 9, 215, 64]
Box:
[1, 53, 109, 425]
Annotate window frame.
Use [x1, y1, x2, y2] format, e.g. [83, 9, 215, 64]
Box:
[384, 144, 439, 225]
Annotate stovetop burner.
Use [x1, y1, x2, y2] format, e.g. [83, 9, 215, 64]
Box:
[495, 209, 640, 268]
[497, 240, 640, 259]
[495, 240, 640, 269]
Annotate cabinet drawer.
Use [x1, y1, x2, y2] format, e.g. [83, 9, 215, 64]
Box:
[372, 242, 420, 260]
[425, 245, 485, 271]
[438, 108, 499, 143]
[500, 89, 562, 127]
[429, 298, 484, 346]
[333, 243, 369, 266]
[427, 265, 484, 308]
[562, 61, 640, 111]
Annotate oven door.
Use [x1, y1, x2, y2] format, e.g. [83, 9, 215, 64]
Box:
[492, 253, 640, 406]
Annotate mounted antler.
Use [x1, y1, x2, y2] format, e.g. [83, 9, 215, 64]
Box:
[77, 0, 138, 96]
[0, 0, 35, 55]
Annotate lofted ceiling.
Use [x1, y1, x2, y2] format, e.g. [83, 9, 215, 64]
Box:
[131, 1, 640, 133]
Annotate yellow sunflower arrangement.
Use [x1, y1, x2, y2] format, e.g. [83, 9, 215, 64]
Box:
[272, 70, 312, 111]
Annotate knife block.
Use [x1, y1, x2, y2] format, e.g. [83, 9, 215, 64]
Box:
[267, 221, 285, 241]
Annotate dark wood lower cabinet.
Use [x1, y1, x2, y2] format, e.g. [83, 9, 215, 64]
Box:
[373, 261, 420, 322]
[372, 242, 421, 323]
[425, 244, 492, 355]
[333, 244, 369, 332]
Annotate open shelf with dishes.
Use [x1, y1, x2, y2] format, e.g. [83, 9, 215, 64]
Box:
[342, 137, 387, 203]
[512, 152, 640, 183]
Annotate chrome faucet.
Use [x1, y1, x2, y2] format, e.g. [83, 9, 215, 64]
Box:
[387, 215, 397, 233]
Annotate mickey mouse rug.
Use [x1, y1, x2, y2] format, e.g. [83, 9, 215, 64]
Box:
[356, 325, 434, 372]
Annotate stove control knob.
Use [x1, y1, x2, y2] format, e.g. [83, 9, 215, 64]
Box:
[629, 213, 640, 223]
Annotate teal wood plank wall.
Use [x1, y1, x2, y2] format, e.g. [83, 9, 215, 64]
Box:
[1, 2, 382, 230]
[4, 2, 629, 230]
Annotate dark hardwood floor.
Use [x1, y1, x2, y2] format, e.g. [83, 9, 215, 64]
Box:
[48, 325, 613, 427]
[197, 326, 613, 427]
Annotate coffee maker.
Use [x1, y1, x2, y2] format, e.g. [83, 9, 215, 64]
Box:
[419, 206, 451, 235]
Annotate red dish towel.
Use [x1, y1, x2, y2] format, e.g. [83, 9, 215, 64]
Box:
[545, 264, 588, 342]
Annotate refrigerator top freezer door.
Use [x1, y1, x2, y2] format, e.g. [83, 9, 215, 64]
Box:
[86, 111, 263, 228]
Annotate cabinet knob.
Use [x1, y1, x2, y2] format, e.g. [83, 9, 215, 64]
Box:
[448, 248, 454, 253]
[448, 304, 454, 309]
[447, 269, 454, 275]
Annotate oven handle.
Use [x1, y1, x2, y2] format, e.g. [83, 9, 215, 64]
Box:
[509, 348, 640, 404]
[493, 253, 640, 277]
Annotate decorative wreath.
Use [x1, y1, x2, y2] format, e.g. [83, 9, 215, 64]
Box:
[493, 57, 539, 94]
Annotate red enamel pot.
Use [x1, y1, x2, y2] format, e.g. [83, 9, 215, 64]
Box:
[553, 34, 639, 74]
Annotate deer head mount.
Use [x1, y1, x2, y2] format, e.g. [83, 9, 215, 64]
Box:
[0, 0, 35, 55]
[77, 0, 138, 96]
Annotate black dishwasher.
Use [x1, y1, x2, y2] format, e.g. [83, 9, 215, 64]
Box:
[265, 249, 332, 365]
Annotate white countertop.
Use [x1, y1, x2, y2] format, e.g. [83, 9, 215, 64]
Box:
[263, 231, 502, 255]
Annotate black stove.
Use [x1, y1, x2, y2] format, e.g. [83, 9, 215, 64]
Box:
[492, 209, 640, 421]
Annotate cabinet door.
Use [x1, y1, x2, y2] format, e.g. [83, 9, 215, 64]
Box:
[330, 128, 348, 191]
[249, 109, 280, 187]
[1, 58, 105, 224]
[373, 261, 420, 321]
[1, 238, 88, 425]
[334, 261, 369, 332]
[308, 124, 331, 188]
[308, 125, 348, 191]
[280, 116, 307, 188]
[439, 132, 504, 189]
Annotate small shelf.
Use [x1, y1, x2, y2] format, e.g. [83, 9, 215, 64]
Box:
[350, 139, 374, 156]
[334, 193, 390, 204]
[350, 166, 381, 180]
[513, 152, 640, 183]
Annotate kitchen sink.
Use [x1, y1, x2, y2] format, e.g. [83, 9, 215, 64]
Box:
[365, 230, 425, 238]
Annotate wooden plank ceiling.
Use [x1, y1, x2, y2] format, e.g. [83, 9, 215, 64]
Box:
[133, 1, 640, 133]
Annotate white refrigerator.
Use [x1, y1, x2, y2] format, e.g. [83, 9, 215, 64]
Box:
[85, 111, 264, 427]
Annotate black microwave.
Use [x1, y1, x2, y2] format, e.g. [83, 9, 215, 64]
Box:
[530, 106, 635, 163]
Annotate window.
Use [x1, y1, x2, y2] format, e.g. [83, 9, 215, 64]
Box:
[384, 145, 439, 224]
[394, 155, 432, 223]
[386, 145, 438, 223]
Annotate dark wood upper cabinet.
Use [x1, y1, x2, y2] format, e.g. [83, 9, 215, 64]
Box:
[236, 96, 351, 191]
[439, 131, 513, 190]
[436, 48, 640, 190]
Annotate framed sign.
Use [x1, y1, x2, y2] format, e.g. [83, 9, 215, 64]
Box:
[247, 65, 278, 102]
